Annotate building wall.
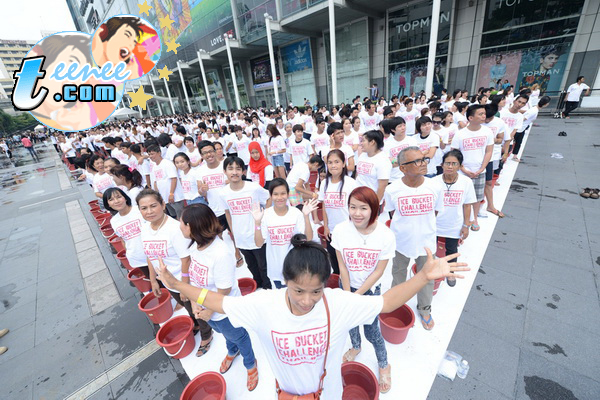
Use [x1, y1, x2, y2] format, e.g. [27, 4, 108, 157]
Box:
[564, 0, 600, 88]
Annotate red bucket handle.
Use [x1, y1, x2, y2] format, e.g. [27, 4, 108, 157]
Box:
[163, 339, 187, 357]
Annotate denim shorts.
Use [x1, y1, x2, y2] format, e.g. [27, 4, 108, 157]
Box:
[272, 154, 284, 167]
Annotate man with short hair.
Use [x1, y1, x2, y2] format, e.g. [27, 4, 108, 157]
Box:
[385, 147, 443, 330]
[450, 105, 494, 231]
[21, 135, 39, 162]
[147, 144, 185, 219]
[563, 76, 590, 118]
[500, 95, 527, 162]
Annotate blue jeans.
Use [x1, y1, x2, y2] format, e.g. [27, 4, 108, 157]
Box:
[186, 196, 208, 205]
[345, 284, 388, 369]
[207, 317, 256, 370]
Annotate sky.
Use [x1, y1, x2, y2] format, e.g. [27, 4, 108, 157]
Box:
[0, 0, 77, 42]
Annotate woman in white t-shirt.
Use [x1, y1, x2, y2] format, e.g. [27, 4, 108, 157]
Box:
[342, 118, 360, 154]
[174, 153, 207, 206]
[111, 164, 144, 206]
[252, 178, 317, 288]
[433, 150, 477, 287]
[156, 233, 467, 399]
[180, 204, 259, 391]
[89, 155, 116, 199]
[104, 188, 148, 277]
[319, 149, 359, 274]
[137, 189, 214, 356]
[184, 136, 202, 168]
[331, 186, 395, 393]
[355, 130, 392, 204]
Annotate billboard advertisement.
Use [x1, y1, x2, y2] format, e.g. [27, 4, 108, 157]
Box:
[251, 55, 280, 89]
[281, 39, 312, 74]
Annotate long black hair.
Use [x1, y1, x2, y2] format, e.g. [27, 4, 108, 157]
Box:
[324, 149, 347, 197]
[283, 234, 331, 284]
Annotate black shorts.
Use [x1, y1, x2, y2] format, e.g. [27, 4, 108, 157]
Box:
[485, 162, 494, 182]
[218, 213, 230, 231]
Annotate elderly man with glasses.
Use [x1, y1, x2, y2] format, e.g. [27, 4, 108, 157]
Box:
[384, 147, 444, 330]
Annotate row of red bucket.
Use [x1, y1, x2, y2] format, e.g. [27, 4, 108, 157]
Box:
[87, 200, 394, 400]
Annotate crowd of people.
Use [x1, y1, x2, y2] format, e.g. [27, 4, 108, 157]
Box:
[44, 83, 550, 398]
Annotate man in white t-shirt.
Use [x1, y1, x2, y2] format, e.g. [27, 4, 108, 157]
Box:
[483, 104, 509, 218]
[384, 147, 443, 330]
[147, 144, 185, 219]
[563, 76, 590, 118]
[450, 105, 494, 230]
[499, 95, 527, 162]
[382, 117, 417, 182]
[310, 117, 330, 156]
[360, 103, 382, 132]
[197, 140, 229, 230]
[399, 98, 420, 135]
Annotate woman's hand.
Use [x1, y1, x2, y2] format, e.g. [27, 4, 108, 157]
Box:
[323, 225, 331, 241]
[156, 257, 177, 290]
[151, 279, 161, 297]
[251, 202, 264, 224]
[421, 247, 469, 281]
[302, 198, 319, 216]
[196, 308, 213, 321]
[168, 193, 175, 203]
[460, 226, 469, 241]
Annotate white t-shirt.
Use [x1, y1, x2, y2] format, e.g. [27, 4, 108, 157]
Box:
[152, 159, 184, 202]
[310, 132, 330, 156]
[483, 118, 509, 162]
[361, 113, 382, 131]
[342, 131, 359, 150]
[261, 207, 306, 282]
[433, 174, 476, 238]
[178, 168, 200, 201]
[384, 135, 417, 182]
[321, 145, 354, 170]
[331, 221, 395, 289]
[400, 109, 420, 135]
[318, 177, 359, 231]
[188, 238, 240, 321]
[566, 82, 589, 102]
[164, 143, 180, 161]
[126, 185, 143, 206]
[248, 165, 274, 185]
[141, 216, 190, 292]
[221, 182, 270, 250]
[92, 172, 115, 194]
[521, 107, 539, 131]
[269, 135, 286, 155]
[499, 108, 524, 134]
[197, 161, 227, 217]
[186, 148, 202, 166]
[414, 133, 440, 175]
[450, 126, 494, 174]
[222, 288, 383, 399]
[287, 162, 310, 189]
[288, 139, 313, 164]
[384, 178, 444, 258]
[60, 142, 76, 158]
[110, 208, 147, 267]
[355, 151, 392, 203]
[233, 135, 252, 164]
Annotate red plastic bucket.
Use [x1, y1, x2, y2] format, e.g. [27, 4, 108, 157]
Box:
[101, 226, 115, 238]
[138, 288, 173, 324]
[385, 219, 391, 228]
[411, 264, 444, 296]
[88, 200, 99, 208]
[156, 316, 195, 359]
[90, 205, 101, 213]
[117, 250, 132, 270]
[317, 226, 328, 248]
[94, 212, 111, 224]
[379, 304, 415, 345]
[180, 371, 226, 400]
[326, 273, 340, 289]
[109, 235, 125, 254]
[238, 278, 257, 296]
[436, 237, 446, 258]
[342, 361, 379, 400]
[127, 268, 151, 292]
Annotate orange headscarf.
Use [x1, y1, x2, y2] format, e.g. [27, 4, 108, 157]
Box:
[248, 141, 271, 187]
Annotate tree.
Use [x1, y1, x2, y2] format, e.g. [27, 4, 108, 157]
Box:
[0, 110, 36, 136]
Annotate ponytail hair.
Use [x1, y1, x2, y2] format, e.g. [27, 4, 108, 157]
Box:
[283, 234, 331, 285]
[111, 164, 143, 188]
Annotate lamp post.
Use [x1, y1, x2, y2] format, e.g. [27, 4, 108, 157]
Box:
[224, 33, 242, 110]
[328, 0, 337, 106]
[147, 73, 163, 115]
[425, 0, 441, 98]
[197, 49, 213, 112]
[264, 13, 280, 108]
[163, 77, 175, 114]
[177, 60, 193, 113]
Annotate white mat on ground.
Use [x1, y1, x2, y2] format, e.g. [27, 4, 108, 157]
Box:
[161, 135, 529, 399]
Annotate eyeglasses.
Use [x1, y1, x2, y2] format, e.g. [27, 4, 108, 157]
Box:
[201, 150, 215, 156]
[432, 120, 442, 124]
[401, 157, 431, 166]
[443, 161, 459, 167]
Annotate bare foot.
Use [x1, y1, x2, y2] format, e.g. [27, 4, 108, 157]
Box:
[343, 347, 361, 363]
[379, 364, 392, 393]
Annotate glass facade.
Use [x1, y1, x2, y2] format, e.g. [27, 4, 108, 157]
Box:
[236, 0, 277, 44]
[476, 0, 585, 94]
[224, 63, 251, 107]
[324, 19, 369, 105]
[206, 70, 229, 111]
[280, 0, 326, 19]
[387, 0, 452, 97]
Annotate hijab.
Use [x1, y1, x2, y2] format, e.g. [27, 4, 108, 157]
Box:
[248, 141, 271, 187]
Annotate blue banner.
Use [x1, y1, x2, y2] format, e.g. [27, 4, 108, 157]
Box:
[281, 39, 312, 74]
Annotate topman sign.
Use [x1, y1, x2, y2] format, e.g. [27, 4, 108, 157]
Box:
[396, 11, 450, 33]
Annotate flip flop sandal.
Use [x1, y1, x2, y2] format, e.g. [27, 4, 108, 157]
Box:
[247, 360, 259, 391]
[419, 313, 435, 331]
[488, 209, 505, 218]
[343, 347, 361, 363]
[195, 335, 213, 357]
[379, 364, 392, 394]
[580, 188, 592, 198]
[470, 223, 480, 232]
[591, 189, 600, 200]
[220, 350, 240, 374]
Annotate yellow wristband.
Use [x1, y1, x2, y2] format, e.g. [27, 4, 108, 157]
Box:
[196, 288, 209, 306]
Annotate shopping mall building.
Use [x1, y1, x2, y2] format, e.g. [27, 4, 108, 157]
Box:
[67, 0, 600, 114]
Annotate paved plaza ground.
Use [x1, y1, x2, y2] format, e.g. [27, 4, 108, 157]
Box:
[0, 115, 598, 399]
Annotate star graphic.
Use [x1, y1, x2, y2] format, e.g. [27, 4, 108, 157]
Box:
[137, 1, 152, 16]
[157, 65, 173, 81]
[128, 86, 153, 110]
[165, 39, 180, 54]
[159, 15, 175, 29]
